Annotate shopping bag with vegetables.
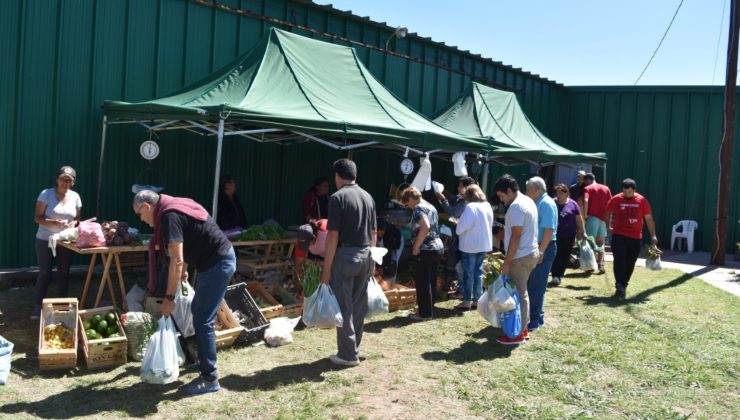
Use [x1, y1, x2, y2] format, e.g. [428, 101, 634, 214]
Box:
[365, 276, 389, 319]
[645, 245, 663, 271]
[140, 316, 182, 385]
[302, 284, 343, 329]
[491, 274, 516, 313]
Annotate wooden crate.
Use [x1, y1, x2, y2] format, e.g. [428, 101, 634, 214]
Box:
[77, 306, 127, 369]
[246, 281, 284, 319]
[38, 298, 78, 371]
[117, 251, 146, 268]
[214, 300, 243, 349]
[263, 282, 302, 318]
[385, 284, 417, 312]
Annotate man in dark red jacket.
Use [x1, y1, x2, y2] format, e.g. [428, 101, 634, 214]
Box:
[134, 190, 235, 396]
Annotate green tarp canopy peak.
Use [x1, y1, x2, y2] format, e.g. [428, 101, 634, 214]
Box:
[103, 28, 486, 153]
[433, 82, 607, 164]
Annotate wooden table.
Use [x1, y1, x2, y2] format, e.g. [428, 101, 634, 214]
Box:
[58, 242, 147, 311]
[59, 238, 298, 309]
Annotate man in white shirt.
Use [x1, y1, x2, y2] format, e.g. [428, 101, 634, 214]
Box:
[493, 174, 539, 345]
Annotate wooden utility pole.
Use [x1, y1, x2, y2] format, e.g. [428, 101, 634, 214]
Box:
[712, 0, 740, 265]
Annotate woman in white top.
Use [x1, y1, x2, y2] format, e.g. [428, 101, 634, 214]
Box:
[453, 184, 494, 310]
[32, 166, 82, 319]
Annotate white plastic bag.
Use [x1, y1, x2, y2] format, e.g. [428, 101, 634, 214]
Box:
[452, 152, 468, 176]
[264, 316, 302, 346]
[646, 257, 662, 271]
[366, 277, 389, 319]
[302, 284, 344, 329]
[411, 154, 433, 191]
[126, 285, 147, 312]
[172, 280, 195, 338]
[491, 274, 516, 313]
[477, 290, 500, 327]
[140, 317, 182, 385]
[0, 335, 13, 385]
[579, 239, 598, 271]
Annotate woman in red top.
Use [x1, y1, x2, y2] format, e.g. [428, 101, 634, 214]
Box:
[301, 177, 330, 223]
[605, 178, 658, 300]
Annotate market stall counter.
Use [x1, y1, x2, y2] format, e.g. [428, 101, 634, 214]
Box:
[58, 241, 146, 311]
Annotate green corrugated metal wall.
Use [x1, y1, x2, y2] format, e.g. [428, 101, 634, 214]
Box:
[1, 0, 569, 268]
[566, 87, 740, 252]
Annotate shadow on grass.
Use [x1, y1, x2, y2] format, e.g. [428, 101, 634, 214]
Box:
[563, 271, 600, 279]
[421, 326, 514, 364]
[577, 273, 694, 307]
[364, 306, 463, 333]
[1, 366, 187, 418]
[219, 359, 347, 392]
[560, 285, 592, 291]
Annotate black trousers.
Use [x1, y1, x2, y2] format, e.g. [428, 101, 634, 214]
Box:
[611, 234, 642, 289]
[415, 249, 441, 318]
[551, 233, 576, 278]
[35, 238, 72, 305]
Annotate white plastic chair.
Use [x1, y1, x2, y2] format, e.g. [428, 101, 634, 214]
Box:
[670, 220, 698, 252]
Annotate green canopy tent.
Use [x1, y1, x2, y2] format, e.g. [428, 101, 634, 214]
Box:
[433, 82, 607, 182]
[99, 28, 490, 217]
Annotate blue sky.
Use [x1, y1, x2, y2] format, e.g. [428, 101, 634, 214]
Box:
[320, 0, 730, 86]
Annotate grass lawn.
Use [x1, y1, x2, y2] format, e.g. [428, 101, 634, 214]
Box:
[1, 265, 738, 419]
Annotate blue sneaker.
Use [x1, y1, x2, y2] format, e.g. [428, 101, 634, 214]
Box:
[526, 321, 540, 331]
[538, 317, 545, 327]
[179, 377, 220, 396]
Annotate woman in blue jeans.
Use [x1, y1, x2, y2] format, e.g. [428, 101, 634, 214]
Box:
[453, 185, 494, 310]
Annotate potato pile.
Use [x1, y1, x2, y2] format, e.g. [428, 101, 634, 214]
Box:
[101, 221, 136, 246]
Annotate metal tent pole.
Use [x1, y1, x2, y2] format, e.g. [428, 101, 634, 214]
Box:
[603, 163, 607, 184]
[96, 115, 108, 217]
[212, 118, 225, 219]
[481, 160, 490, 193]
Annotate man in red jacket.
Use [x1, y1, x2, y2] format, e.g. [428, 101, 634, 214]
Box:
[604, 178, 658, 299]
[583, 173, 612, 273]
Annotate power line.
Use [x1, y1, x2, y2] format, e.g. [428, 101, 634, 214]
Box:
[634, 0, 686, 85]
[712, 0, 729, 84]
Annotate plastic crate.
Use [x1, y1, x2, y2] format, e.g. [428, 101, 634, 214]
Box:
[38, 298, 78, 371]
[225, 283, 270, 345]
[77, 306, 127, 369]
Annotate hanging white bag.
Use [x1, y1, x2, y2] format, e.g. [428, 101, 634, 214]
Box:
[171, 280, 195, 337]
[579, 239, 598, 271]
[452, 152, 468, 176]
[140, 316, 182, 385]
[303, 284, 344, 329]
[366, 277, 389, 319]
[477, 290, 500, 327]
[491, 274, 516, 313]
[411, 155, 433, 191]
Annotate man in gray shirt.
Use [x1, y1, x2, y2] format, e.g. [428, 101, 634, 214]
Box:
[321, 159, 377, 366]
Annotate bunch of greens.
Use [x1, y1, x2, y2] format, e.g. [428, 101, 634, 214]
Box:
[645, 244, 662, 260]
[302, 262, 322, 298]
[483, 255, 504, 287]
[232, 224, 285, 241]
